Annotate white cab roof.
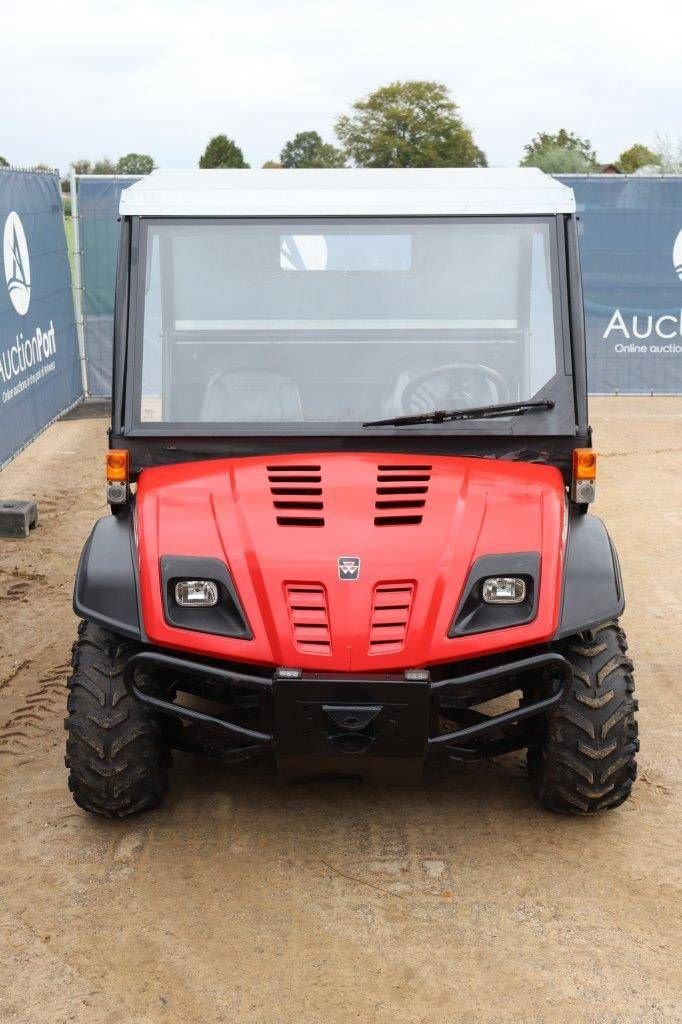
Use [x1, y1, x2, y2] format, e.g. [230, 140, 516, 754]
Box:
[119, 168, 575, 217]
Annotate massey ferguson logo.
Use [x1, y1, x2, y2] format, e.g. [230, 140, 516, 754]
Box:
[338, 556, 361, 581]
[4, 212, 31, 316]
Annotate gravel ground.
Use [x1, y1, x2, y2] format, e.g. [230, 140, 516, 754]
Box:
[0, 397, 680, 1024]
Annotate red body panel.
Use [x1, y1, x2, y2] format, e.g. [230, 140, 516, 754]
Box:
[135, 452, 567, 671]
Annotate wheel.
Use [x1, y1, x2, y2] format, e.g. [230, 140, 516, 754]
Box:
[65, 621, 170, 817]
[530, 620, 638, 814]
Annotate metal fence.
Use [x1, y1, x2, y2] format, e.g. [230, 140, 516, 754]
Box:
[0, 169, 81, 467]
[71, 173, 682, 398]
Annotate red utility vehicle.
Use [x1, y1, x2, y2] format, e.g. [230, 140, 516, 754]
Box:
[66, 169, 637, 816]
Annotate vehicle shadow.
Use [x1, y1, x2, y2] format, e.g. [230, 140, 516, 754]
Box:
[161, 746, 552, 834]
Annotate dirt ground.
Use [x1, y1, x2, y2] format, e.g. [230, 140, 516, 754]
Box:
[0, 398, 680, 1024]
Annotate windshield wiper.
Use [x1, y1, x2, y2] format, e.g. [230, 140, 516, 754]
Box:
[362, 399, 555, 428]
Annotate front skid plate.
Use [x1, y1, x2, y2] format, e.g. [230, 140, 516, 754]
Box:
[274, 677, 431, 782]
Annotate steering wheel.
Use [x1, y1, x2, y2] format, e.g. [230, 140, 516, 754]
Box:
[399, 362, 511, 415]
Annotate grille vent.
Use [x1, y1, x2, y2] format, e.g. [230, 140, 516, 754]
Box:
[369, 583, 415, 653]
[284, 584, 332, 654]
[268, 465, 324, 527]
[374, 464, 431, 526]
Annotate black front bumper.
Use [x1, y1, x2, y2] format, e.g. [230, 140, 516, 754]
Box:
[123, 651, 572, 782]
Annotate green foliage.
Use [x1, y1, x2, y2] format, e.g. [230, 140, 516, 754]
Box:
[71, 154, 154, 177]
[70, 158, 116, 175]
[521, 145, 594, 173]
[92, 157, 116, 175]
[117, 153, 155, 175]
[334, 81, 487, 168]
[199, 135, 249, 169]
[0, 155, 9, 168]
[280, 131, 346, 168]
[70, 157, 113, 176]
[654, 133, 682, 174]
[617, 143, 660, 174]
[262, 160, 282, 168]
[521, 129, 597, 171]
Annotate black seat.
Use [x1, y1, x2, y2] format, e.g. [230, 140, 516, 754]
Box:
[200, 372, 304, 422]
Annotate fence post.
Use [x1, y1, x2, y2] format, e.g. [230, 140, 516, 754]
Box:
[70, 168, 89, 398]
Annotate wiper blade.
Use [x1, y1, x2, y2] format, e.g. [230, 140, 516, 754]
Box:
[362, 399, 555, 428]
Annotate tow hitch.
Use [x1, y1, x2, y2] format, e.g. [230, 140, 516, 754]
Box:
[273, 673, 431, 783]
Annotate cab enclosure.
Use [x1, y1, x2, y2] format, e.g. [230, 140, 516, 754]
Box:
[66, 169, 637, 817]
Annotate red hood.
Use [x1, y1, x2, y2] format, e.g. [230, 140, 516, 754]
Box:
[135, 452, 566, 671]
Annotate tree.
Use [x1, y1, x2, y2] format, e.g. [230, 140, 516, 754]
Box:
[521, 129, 597, 172]
[199, 135, 249, 168]
[262, 160, 282, 168]
[92, 157, 116, 175]
[334, 80, 487, 168]
[617, 143, 660, 174]
[280, 131, 346, 168]
[71, 159, 92, 175]
[117, 153, 155, 175]
[0, 156, 8, 168]
[522, 145, 595, 174]
[653, 133, 682, 174]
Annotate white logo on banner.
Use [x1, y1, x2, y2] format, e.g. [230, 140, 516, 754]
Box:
[601, 226, 682, 353]
[0, 207, 59, 404]
[3, 212, 31, 316]
[673, 227, 682, 282]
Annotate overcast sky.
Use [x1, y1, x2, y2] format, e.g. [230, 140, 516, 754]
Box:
[2, 0, 679, 172]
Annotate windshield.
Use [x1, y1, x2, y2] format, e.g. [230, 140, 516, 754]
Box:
[134, 217, 569, 431]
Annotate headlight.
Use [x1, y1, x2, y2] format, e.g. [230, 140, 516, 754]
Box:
[174, 580, 219, 608]
[449, 555, 539, 637]
[161, 556, 252, 638]
[481, 577, 526, 605]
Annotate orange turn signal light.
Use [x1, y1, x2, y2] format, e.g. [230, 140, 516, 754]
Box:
[572, 448, 597, 481]
[106, 449, 129, 483]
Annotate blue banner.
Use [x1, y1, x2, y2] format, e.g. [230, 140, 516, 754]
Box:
[73, 174, 682, 398]
[0, 170, 81, 466]
[78, 176, 139, 396]
[558, 176, 682, 393]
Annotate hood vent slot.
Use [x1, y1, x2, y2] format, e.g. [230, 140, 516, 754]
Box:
[369, 583, 415, 653]
[375, 464, 431, 526]
[268, 465, 324, 527]
[285, 584, 331, 654]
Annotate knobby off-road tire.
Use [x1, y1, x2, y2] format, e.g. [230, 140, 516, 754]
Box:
[65, 621, 170, 817]
[531, 620, 638, 814]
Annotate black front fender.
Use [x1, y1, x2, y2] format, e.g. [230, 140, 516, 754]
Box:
[73, 509, 143, 641]
[555, 511, 624, 639]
